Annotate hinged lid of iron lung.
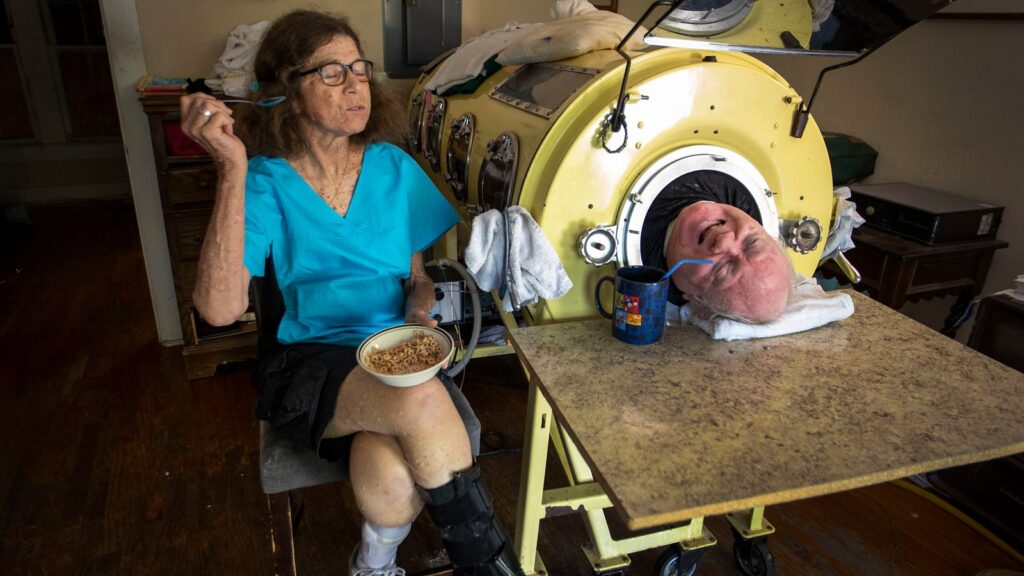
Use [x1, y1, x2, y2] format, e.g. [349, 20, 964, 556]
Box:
[645, 0, 957, 56]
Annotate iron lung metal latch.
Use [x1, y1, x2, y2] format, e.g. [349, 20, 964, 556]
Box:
[780, 216, 822, 254]
[578, 225, 618, 266]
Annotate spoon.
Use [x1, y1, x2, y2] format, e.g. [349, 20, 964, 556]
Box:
[662, 258, 714, 281]
[221, 96, 287, 107]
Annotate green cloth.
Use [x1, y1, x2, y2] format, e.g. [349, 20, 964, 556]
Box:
[823, 132, 878, 185]
[439, 55, 503, 97]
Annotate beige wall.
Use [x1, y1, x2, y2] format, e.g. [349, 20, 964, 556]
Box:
[136, 0, 656, 77]
[759, 18, 1023, 337]
[137, 0, 385, 77]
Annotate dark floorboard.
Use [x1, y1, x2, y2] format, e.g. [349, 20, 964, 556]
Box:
[0, 200, 1021, 575]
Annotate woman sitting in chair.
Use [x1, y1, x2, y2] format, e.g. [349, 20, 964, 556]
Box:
[181, 10, 523, 576]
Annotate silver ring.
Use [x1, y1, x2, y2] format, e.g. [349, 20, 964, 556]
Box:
[199, 107, 212, 118]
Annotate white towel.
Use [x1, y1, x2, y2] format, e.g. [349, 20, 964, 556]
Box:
[210, 21, 271, 97]
[465, 207, 573, 312]
[669, 276, 854, 340]
[424, 22, 541, 95]
[820, 186, 866, 262]
[496, 4, 647, 66]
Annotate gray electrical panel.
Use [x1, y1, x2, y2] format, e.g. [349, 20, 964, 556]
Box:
[383, 0, 461, 78]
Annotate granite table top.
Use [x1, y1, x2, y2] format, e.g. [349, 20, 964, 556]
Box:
[507, 291, 1024, 530]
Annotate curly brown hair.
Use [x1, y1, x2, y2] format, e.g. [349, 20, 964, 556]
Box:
[235, 10, 406, 157]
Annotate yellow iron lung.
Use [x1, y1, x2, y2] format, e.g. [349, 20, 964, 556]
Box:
[408, 46, 832, 324]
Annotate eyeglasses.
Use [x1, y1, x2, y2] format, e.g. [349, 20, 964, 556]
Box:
[295, 59, 373, 86]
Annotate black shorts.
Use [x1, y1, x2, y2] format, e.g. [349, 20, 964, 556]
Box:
[252, 342, 359, 467]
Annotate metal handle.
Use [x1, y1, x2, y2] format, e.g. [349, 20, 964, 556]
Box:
[594, 276, 615, 319]
[832, 251, 862, 285]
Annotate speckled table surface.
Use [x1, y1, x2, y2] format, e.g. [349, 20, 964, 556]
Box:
[507, 291, 1024, 530]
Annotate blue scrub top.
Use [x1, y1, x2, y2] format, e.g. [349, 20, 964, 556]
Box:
[243, 142, 459, 347]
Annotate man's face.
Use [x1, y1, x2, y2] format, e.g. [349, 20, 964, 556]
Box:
[665, 202, 792, 322]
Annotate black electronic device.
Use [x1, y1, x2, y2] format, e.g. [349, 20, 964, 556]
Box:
[849, 182, 1003, 245]
[425, 264, 500, 326]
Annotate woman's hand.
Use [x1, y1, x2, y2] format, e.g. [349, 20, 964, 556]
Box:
[406, 307, 439, 329]
[404, 253, 439, 328]
[180, 93, 247, 169]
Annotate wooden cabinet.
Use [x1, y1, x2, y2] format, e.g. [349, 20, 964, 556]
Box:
[140, 94, 257, 379]
[823, 225, 1008, 338]
[968, 293, 1024, 371]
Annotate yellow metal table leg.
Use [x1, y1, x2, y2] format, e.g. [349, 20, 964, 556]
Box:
[725, 507, 776, 575]
[725, 507, 775, 540]
[555, 421, 716, 571]
[507, 301, 718, 574]
[514, 379, 552, 576]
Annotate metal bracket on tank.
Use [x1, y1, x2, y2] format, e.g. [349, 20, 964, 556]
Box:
[407, 91, 425, 152]
[606, 0, 690, 137]
[607, 1, 884, 141]
[791, 45, 879, 138]
[445, 113, 475, 202]
[478, 132, 519, 212]
[424, 98, 447, 172]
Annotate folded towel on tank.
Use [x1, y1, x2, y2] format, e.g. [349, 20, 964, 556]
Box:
[668, 276, 854, 340]
[425, 1, 646, 95]
[425, 22, 540, 95]
[496, 2, 647, 65]
[465, 207, 573, 312]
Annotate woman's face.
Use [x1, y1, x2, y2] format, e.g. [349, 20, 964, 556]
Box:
[295, 35, 371, 138]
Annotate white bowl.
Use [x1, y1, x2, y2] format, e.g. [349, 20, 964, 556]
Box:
[357, 325, 455, 388]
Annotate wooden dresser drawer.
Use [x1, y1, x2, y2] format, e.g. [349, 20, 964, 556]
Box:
[164, 164, 218, 207]
[168, 210, 211, 261]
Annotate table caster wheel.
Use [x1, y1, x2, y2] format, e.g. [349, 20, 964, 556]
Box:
[731, 531, 774, 576]
[656, 544, 705, 576]
[594, 569, 625, 576]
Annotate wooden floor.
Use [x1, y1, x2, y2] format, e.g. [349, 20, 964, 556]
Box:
[1, 200, 1021, 575]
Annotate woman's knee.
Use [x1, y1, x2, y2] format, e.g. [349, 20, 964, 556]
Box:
[392, 377, 462, 432]
[351, 433, 415, 492]
[350, 433, 421, 522]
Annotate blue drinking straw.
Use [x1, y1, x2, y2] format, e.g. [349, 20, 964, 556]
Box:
[662, 258, 714, 281]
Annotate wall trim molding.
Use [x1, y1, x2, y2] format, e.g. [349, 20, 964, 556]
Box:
[98, 0, 182, 345]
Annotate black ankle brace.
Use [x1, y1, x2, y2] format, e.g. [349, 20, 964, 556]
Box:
[422, 464, 524, 575]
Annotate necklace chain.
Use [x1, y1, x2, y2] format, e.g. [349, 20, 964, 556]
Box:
[296, 144, 361, 214]
[321, 151, 349, 210]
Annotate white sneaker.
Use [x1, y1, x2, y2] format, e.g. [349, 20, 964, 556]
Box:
[348, 546, 407, 576]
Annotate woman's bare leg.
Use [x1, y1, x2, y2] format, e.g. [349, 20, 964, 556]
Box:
[322, 367, 472, 489]
[348, 432, 418, 570]
[329, 369, 524, 575]
[348, 431, 422, 526]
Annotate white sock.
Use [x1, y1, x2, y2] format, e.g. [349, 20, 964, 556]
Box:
[358, 520, 412, 569]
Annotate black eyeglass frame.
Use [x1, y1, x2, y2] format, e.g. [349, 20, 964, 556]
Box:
[295, 59, 374, 86]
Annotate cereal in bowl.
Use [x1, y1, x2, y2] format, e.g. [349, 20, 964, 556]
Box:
[366, 332, 445, 375]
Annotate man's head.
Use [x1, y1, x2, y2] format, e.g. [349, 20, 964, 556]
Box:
[665, 202, 792, 323]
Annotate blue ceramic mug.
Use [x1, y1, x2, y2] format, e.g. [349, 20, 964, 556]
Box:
[594, 265, 669, 345]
